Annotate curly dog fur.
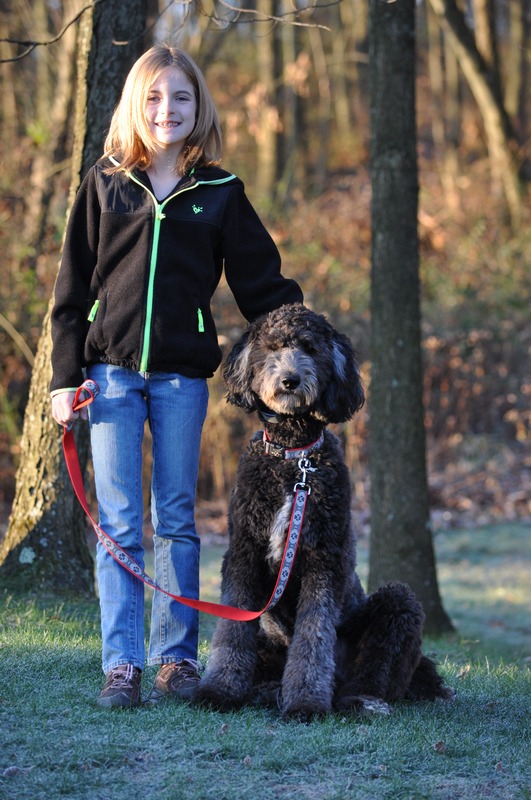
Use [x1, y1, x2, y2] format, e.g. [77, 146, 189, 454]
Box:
[193, 303, 451, 720]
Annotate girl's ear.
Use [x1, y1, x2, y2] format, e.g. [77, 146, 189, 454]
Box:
[222, 329, 257, 411]
[316, 331, 365, 424]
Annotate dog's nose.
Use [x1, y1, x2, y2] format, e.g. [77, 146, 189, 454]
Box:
[282, 375, 300, 391]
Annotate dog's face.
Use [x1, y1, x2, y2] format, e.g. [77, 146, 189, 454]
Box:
[223, 303, 364, 424]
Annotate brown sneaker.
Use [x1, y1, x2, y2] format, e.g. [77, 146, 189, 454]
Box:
[144, 660, 201, 705]
[97, 665, 142, 709]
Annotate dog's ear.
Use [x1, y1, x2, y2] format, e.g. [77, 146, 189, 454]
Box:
[317, 331, 365, 423]
[222, 328, 257, 411]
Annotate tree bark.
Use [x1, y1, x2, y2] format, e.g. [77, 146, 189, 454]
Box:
[367, 0, 453, 635]
[0, 0, 147, 593]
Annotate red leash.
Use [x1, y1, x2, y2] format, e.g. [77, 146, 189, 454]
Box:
[62, 380, 307, 622]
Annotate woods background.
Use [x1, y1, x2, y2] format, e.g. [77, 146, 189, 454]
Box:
[0, 0, 529, 548]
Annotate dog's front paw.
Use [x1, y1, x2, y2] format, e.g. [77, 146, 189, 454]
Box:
[281, 698, 330, 723]
[192, 678, 248, 711]
[334, 694, 392, 716]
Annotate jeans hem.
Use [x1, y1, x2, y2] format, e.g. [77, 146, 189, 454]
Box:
[146, 655, 199, 668]
[103, 660, 144, 674]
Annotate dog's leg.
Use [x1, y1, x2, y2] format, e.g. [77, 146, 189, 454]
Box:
[193, 616, 259, 710]
[280, 559, 341, 721]
[250, 625, 288, 709]
[333, 582, 427, 712]
[193, 537, 268, 710]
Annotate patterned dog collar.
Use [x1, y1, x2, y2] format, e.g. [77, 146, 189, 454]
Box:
[262, 430, 325, 460]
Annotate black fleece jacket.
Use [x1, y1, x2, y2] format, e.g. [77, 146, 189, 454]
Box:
[50, 160, 303, 392]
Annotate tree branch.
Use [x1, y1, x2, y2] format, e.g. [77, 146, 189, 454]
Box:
[0, 1, 105, 63]
[0, 0, 337, 61]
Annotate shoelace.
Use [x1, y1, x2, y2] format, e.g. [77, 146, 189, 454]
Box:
[109, 665, 137, 687]
[161, 662, 200, 687]
[161, 660, 199, 676]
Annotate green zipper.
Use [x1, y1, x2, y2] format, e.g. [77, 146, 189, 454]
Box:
[197, 308, 205, 333]
[123, 165, 236, 373]
[139, 206, 165, 371]
[87, 299, 99, 322]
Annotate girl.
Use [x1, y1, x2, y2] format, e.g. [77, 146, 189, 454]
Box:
[51, 43, 303, 708]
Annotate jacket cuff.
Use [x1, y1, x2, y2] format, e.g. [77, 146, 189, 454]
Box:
[50, 387, 78, 398]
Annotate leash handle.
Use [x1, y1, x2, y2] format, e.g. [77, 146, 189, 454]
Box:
[65, 379, 100, 430]
[73, 379, 100, 410]
[62, 380, 304, 621]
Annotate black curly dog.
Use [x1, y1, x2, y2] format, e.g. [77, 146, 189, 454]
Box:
[193, 303, 451, 720]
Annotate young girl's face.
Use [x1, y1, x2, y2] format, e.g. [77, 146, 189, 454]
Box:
[145, 66, 197, 154]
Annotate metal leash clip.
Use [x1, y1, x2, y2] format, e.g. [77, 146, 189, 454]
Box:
[293, 456, 317, 494]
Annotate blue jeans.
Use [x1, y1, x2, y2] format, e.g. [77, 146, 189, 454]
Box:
[87, 364, 208, 674]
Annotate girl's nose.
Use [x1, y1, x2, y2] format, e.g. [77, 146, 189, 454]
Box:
[160, 95, 175, 115]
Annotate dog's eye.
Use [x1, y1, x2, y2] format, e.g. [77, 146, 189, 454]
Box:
[264, 338, 282, 351]
[298, 336, 316, 354]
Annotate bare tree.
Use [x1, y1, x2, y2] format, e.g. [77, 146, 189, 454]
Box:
[0, 0, 148, 592]
[367, 0, 453, 635]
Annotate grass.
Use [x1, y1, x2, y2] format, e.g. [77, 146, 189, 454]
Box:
[1, 523, 530, 800]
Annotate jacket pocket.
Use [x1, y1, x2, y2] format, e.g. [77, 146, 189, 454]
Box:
[86, 292, 108, 351]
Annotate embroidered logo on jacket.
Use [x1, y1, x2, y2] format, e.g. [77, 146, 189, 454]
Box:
[192, 205, 203, 214]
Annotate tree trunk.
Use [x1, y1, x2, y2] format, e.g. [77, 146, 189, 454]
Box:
[470, 0, 500, 76]
[251, 0, 279, 201]
[0, 0, 147, 593]
[504, 0, 527, 141]
[367, 0, 453, 635]
[23, 0, 80, 248]
[427, 0, 522, 228]
[275, 0, 299, 205]
[426, 2, 460, 213]
[308, 25, 331, 196]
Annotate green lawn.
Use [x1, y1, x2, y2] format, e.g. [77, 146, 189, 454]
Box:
[1, 522, 529, 800]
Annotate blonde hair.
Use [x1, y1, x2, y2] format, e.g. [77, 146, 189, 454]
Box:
[103, 44, 222, 175]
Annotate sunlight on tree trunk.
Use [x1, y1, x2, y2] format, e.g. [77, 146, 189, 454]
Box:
[426, 2, 461, 213]
[252, 0, 278, 200]
[367, 0, 453, 635]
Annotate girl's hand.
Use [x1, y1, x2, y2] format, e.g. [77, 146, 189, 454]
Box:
[51, 391, 89, 428]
